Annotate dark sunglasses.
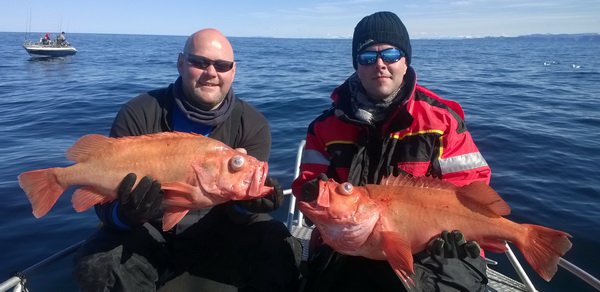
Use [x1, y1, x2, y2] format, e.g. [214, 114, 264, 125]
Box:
[181, 52, 234, 72]
[356, 48, 404, 66]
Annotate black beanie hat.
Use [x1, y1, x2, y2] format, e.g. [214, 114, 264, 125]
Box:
[352, 11, 412, 69]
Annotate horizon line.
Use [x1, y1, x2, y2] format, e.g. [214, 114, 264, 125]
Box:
[4, 31, 600, 40]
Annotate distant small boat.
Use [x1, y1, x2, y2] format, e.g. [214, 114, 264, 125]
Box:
[22, 39, 77, 58]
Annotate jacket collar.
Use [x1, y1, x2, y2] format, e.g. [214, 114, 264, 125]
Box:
[331, 67, 417, 130]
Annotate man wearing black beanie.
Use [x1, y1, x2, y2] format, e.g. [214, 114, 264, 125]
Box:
[352, 11, 412, 69]
[293, 11, 490, 292]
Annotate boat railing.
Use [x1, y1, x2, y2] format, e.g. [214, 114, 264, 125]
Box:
[22, 39, 73, 48]
[0, 240, 85, 292]
[285, 139, 306, 230]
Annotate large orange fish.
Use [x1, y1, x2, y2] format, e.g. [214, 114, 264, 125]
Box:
[18, 131, 272, 231]
[297, 175, 572, 286]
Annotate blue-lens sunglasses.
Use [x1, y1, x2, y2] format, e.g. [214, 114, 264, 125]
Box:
[357, 48, 404, 66]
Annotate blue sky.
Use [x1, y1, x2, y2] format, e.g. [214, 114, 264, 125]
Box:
[2, 0, 599, 38]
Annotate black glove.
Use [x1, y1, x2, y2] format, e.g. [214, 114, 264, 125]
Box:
[236, 176, 284, 213]
[411, 230, 487, 292]
[116, 173, 164, 227]
[299, 173, 329, 202]
[427, 230, 481, 259]
[299, 173, 329, 227]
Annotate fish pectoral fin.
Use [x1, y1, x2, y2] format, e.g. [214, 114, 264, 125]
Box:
[457, 181, 511, 216]
[162, 207, 189, 231]
[162, 182, 220, 209]
[162, 182, 196, 196]
[381, 231, 416, 287]
[72, 187, 111, 212]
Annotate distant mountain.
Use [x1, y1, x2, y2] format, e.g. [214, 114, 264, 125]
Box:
[414, 33, 600, 41]
[499, 33, 600, 41]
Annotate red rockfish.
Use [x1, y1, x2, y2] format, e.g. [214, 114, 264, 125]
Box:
[297, 175, 572, 285]
[18, 132, 272, 231]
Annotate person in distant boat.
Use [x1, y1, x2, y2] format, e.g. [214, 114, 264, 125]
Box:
[56, 32, 66, 46]
[74, 28, 302, 291]
[41, 33, 50, 45]
[291, 11, 491, 292]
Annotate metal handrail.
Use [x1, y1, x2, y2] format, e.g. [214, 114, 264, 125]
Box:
[504, 242, 538, 291]
[503, 243, 600, 291]
[286, 140, 305, 231]
[559, 257, 600, 290]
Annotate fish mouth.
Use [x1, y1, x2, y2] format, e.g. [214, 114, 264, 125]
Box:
[297, 182, 318, 202]
[298, 201, 359, 223]
[297, 173, 328, 203]
[248, 162, 271, 197]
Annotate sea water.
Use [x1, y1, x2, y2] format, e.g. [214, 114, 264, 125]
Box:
[0, 32, 598, 291]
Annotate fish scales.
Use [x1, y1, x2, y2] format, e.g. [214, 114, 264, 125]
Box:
[18, 131, 273, 231]
[298, 175, 572, 286]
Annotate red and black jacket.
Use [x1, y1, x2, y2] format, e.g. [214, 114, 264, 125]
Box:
[292, 68, 491, 196]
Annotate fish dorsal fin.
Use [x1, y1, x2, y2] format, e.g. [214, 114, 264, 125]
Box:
[117, 131, 205, 141]
[380, 175, 457, 192]
[115, 131, 212, 145]
[457, 181, 511, 216]
[381, 175, 511, 216]
[66, 132, 211, 163]
[66, 134, 114, 162]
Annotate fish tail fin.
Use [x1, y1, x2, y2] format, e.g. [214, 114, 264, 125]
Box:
[515, 224, 572, 281]
[18, 168, 65, 218]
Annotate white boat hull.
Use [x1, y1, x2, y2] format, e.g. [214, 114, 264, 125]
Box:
[23, 42, 77, 57]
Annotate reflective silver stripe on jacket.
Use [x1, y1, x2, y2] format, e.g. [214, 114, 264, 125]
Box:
[439, 152, 488, 174]
[301, 149, 330, 166]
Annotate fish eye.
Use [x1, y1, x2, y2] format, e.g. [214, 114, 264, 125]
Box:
[338, 182, 353, 195]
[229, 155, 245, 171]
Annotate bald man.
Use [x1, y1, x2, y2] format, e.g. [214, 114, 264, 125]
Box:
[74, 29, 301, 292]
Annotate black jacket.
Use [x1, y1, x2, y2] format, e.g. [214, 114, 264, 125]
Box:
[96, 81, 272, 232]
[110, 82, 271, 161]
